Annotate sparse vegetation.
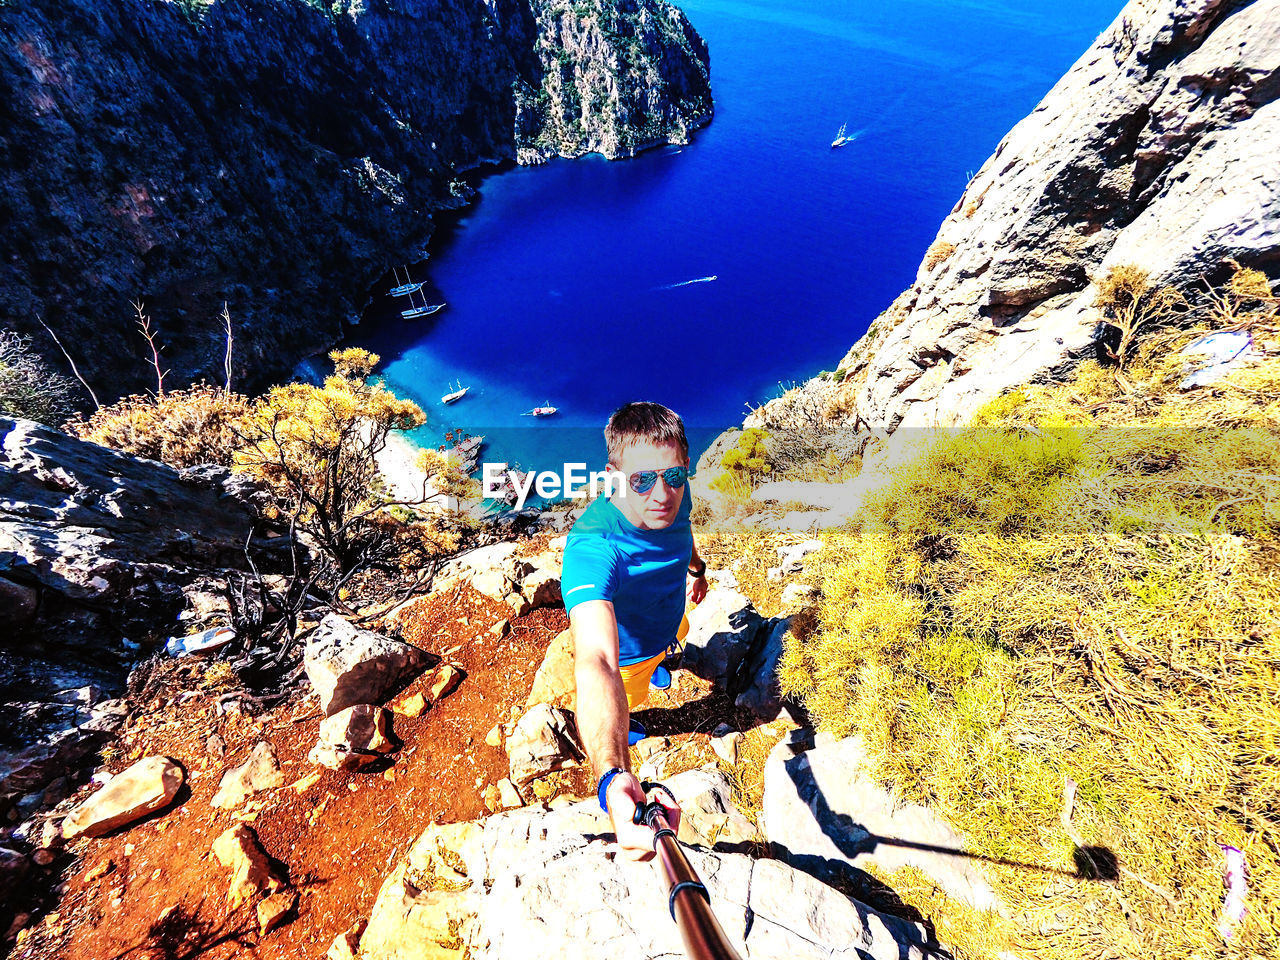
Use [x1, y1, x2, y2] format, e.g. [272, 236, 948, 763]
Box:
[1092, 264, 1188, 368]
[924, 239, 957, 271]
[65, 384, 253, 468]
[0, 330, 79, 424]
[233, 348, 428, 573]
[776, 269, 1280, 959]
[710, 427, 769, 495]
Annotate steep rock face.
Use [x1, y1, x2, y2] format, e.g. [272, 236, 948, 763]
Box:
[838, 0, 1279, 431]
[0, 0, 711, 402]
[517, 0, 710, 161]
[0, 416, 289, 652]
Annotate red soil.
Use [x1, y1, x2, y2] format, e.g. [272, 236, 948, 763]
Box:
[11, 587, 570, 960]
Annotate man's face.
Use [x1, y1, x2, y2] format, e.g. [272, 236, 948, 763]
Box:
[609, 440, 688, 531]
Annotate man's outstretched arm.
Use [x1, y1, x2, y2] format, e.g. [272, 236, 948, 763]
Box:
[570, 599, 680, 860]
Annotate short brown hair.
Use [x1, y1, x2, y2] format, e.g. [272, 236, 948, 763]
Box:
[605, 401, 689, 465]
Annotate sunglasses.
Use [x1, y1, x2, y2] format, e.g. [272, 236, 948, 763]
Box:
[628, 465, 689, 495]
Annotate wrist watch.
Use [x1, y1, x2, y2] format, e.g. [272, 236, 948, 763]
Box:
[687, 558, 706, 578]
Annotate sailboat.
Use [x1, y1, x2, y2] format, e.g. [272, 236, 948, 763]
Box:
[401, 288, 446, 319]
[521, 400, 557, 417]
[441, 379, 468, 404]
[389, 265, 423, 297]
[831, 122, 853, 148]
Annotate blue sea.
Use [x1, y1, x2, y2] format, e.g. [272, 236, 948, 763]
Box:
[354, 0, 1121, 497]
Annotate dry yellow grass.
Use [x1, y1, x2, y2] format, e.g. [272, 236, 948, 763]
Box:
[65, 383, 252, 468]
[777, 272, 1280, 959]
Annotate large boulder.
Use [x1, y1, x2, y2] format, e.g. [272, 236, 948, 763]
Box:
[681, 587, 791, 716]
[304, 614, 430, 716]
[358, 767, 941, 960]
[0, 418, 289, 651]
[680, 587, 766, 690]
[734, 616, 793, 719]
[505, 704, 583, 784]
[62, 755, 183, 839]
[524, 628, 576, 710]
[762, 733, 1000, 912]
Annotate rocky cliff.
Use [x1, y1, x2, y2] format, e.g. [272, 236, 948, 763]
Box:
[0, 416, 291, 652]
[0, 0, 711, 403]
[828, 0, 1279, 431]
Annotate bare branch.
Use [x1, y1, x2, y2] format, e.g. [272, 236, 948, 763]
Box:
[132, 300, 168, 398]
[221, 302, 234, 394]
[36, 315, 100, 411]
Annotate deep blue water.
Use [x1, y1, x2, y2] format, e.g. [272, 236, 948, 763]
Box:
[355, 0, 1121, 493]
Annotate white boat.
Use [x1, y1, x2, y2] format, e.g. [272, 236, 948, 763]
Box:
[441, 379, 468, 404]
[831, 122, 853, 148]
[401, 288, 446, 319]
[521, 401, 557, 417]
[390, 265, 423, 297]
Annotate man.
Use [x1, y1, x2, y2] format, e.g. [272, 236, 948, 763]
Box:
[562, 402, 709, 861]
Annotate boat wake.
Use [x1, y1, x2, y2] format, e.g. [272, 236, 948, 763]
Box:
[659, 275, 718, 290]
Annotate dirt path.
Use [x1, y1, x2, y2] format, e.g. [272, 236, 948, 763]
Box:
[17, 589, 568, 960]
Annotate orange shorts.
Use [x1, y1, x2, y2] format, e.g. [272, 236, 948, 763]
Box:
[619, 612, 690, 710]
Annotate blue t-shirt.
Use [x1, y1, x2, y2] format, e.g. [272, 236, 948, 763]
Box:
[562, 490, 693, 665]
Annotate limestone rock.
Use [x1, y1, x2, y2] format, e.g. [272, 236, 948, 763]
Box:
[0, 419, 289, 653]
[669, 764, 757, 848]
[304, 614, 429, 716]
[489, 618, 510, 638]
[211, 741, 285, 810]
[734, 616, 793, 718]
[483, 783, 501, 813]
[360, 767, 935, 960]
[327, 921, 366, 960]
[497, 779, 524, 809]
[762, 733, 1000, 912]
[812, 0, 1280, 433]
[506, 704, 583, 784]
[524, 628, 576, 709]
[256, 890, 296, 935]
[484, 722, 506, 749]
[680, 587, 767, 690]
[309, 704, 395, 771]
[505, 593, 532, 618]
[211, 824, 287, 911]
[711, 729, 744, 765]
[427, 664, 463, 703]
[520, 568, 562, 609]
[391, 692, 427, 718]
[469, 570, 510, 603]
[62, 756, 183, 840]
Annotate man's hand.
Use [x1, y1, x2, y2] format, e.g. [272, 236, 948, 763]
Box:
[687, 571, 708, 605]
[606, 772, 682, 862]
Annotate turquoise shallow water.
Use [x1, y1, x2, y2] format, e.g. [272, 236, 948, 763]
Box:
[353, 0, 1121, 492]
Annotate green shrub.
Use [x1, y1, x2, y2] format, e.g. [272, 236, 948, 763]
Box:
[779, 279, 1280, 958]
[710, 427, 770, 494]
[0, 331, 78, 425]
